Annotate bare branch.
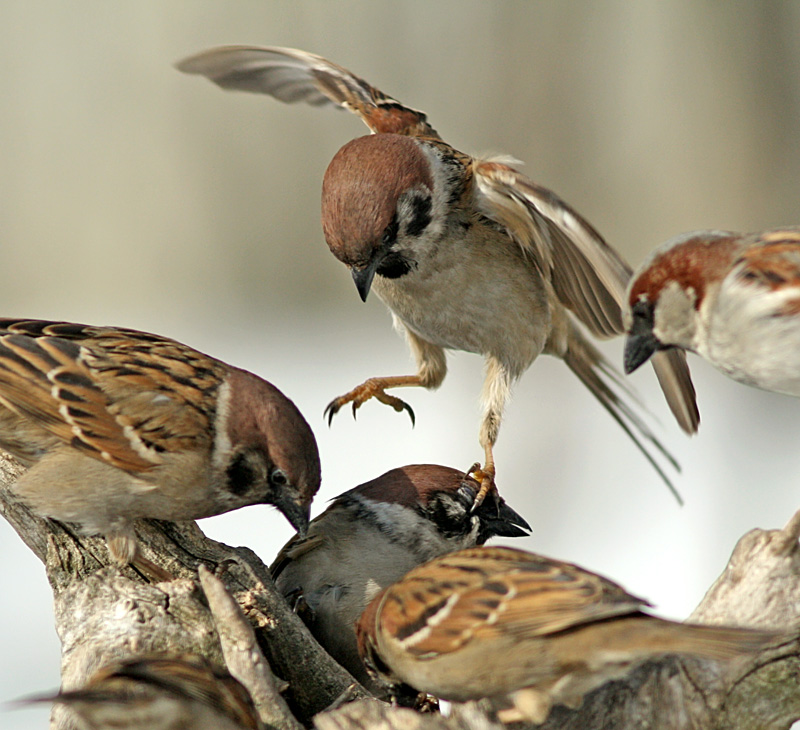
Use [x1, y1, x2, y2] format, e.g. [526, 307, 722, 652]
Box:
[199, 564, 303, 730]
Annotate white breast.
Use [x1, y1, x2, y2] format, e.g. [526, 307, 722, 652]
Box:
[703, 274, 800, 396]
[373, 223, 552, 377]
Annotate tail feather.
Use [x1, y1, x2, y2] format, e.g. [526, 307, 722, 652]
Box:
[633, 619, 783, 661]
[562, 326, 683, 504]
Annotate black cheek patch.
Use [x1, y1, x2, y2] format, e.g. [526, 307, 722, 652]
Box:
[405, 195, 432, 237]
[377, 251, 415, 279]
[226, 453, 255, 496]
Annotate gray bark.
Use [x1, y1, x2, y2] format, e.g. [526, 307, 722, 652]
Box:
[1, 449, 798, 730]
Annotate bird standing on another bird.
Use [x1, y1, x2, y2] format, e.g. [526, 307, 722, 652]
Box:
[176, 46, 699, 502]
[356, 545, 781, 723]
[625, 226, 800, 397]
[0, 318, 320, 579]
[270, 463, 529, 692]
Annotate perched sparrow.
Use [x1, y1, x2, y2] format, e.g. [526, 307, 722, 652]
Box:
[356, 546, 779, 723]
[270, 464, 529, 691]
[626, 227, 800, 397]
[176, 46, 699, 502]
[33, 653, 261, 730]
[0, 318, 320, 577]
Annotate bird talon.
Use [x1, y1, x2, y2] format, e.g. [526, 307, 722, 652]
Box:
[466, 463, 496, 511]
[324, 381, 417, 427]
[323, 400, 342, 426]
[399, 400, 415, 426]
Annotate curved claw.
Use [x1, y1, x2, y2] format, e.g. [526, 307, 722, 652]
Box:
[323, 377, 419, 428]
[323, 400, 341, 426]
[400, 400, 415, 427]
[466, 462, 497, 512]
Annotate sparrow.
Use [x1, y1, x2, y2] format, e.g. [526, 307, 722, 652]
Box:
[625, 226, 800, 397]
[176, 46, 699, 503]
[0, 318, 320, 577]
[356, 546, 781, 723]
[31, 653, 261, 730]
[270, 464, 529, 692]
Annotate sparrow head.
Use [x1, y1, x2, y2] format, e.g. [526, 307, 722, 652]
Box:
[321, 134, 435, 301]
[339, 464, 530, 558]
[624, 230, 739, 374]
[219, 368, 321, 535]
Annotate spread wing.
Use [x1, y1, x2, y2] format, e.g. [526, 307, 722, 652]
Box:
[0, 319, 223, 473]
[472, 159, 699, 434]
[176, 45, 440, 138]
[380, 547, 649, 658]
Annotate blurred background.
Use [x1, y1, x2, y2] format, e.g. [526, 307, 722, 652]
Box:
[2, 2, 799, 727]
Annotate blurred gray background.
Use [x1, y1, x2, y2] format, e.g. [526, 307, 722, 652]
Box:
[2, 3, 799, 727]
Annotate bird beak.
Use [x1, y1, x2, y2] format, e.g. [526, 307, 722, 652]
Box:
[274, 493, 310, 537]
[623, 301, 662, 374]
[351, 254, 382, 302]
[624, 331, 661, 374]
[476, 497, 531, 539]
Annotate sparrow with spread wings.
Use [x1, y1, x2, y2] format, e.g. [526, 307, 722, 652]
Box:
[177, 46, 699, 501]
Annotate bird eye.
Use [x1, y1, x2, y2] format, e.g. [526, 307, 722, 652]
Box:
[270, 467, 289, 486]
[382, 213, 399, 247]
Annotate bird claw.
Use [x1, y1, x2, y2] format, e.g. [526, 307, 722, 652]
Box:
[323, 379, 416, 426]
[466, 462, 497, 511]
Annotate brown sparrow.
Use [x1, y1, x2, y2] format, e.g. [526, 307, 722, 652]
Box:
[626, 226, 800, 397]
[356, 545, 780, 723]
[0, 318, 320, 576]
[34, 653, 260, 730]
[176, 46, 699, 503]
[270, 464, 529, 692]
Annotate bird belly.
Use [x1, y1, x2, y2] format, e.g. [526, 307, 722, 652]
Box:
[373, 241, 551, 374]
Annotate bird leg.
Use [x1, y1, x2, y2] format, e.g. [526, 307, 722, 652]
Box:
[467, 441, 497, 509]
[324, 375, 422, 426]
[471, 356, 510, 508]
[107, 528, 173, 582]
[497, 688, 552, 724]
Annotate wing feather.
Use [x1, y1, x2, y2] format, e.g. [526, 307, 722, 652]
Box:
[176, 45, 439, 138]
[472, 161, 699, 433]
[385, 547, 648, 659]
[0, 319, 223, 472]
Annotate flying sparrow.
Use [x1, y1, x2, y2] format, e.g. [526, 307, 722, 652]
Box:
[270, 463, 529, 692]
[176, 46, 699, 503]
[31, 653, 261, 730]
[625, 226, 800, 397]
[356, 545, 780, 723]
[0, 318, 320, 578]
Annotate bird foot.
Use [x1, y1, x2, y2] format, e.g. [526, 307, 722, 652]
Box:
[324, 378, 415, 426]
[465, 462, 496, 510]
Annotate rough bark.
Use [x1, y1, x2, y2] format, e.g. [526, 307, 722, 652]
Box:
[1, 449, 798, 730]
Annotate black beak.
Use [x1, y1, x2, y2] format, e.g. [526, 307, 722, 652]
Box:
[351, 253, 383, 302]
[624, 301, 662, 374]
[475, 494, 531, 540]
[273, 492, 310, 537]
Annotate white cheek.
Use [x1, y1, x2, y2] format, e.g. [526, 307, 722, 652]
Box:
[211, 379, 233, 470]
[653, 282, 699, 350]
